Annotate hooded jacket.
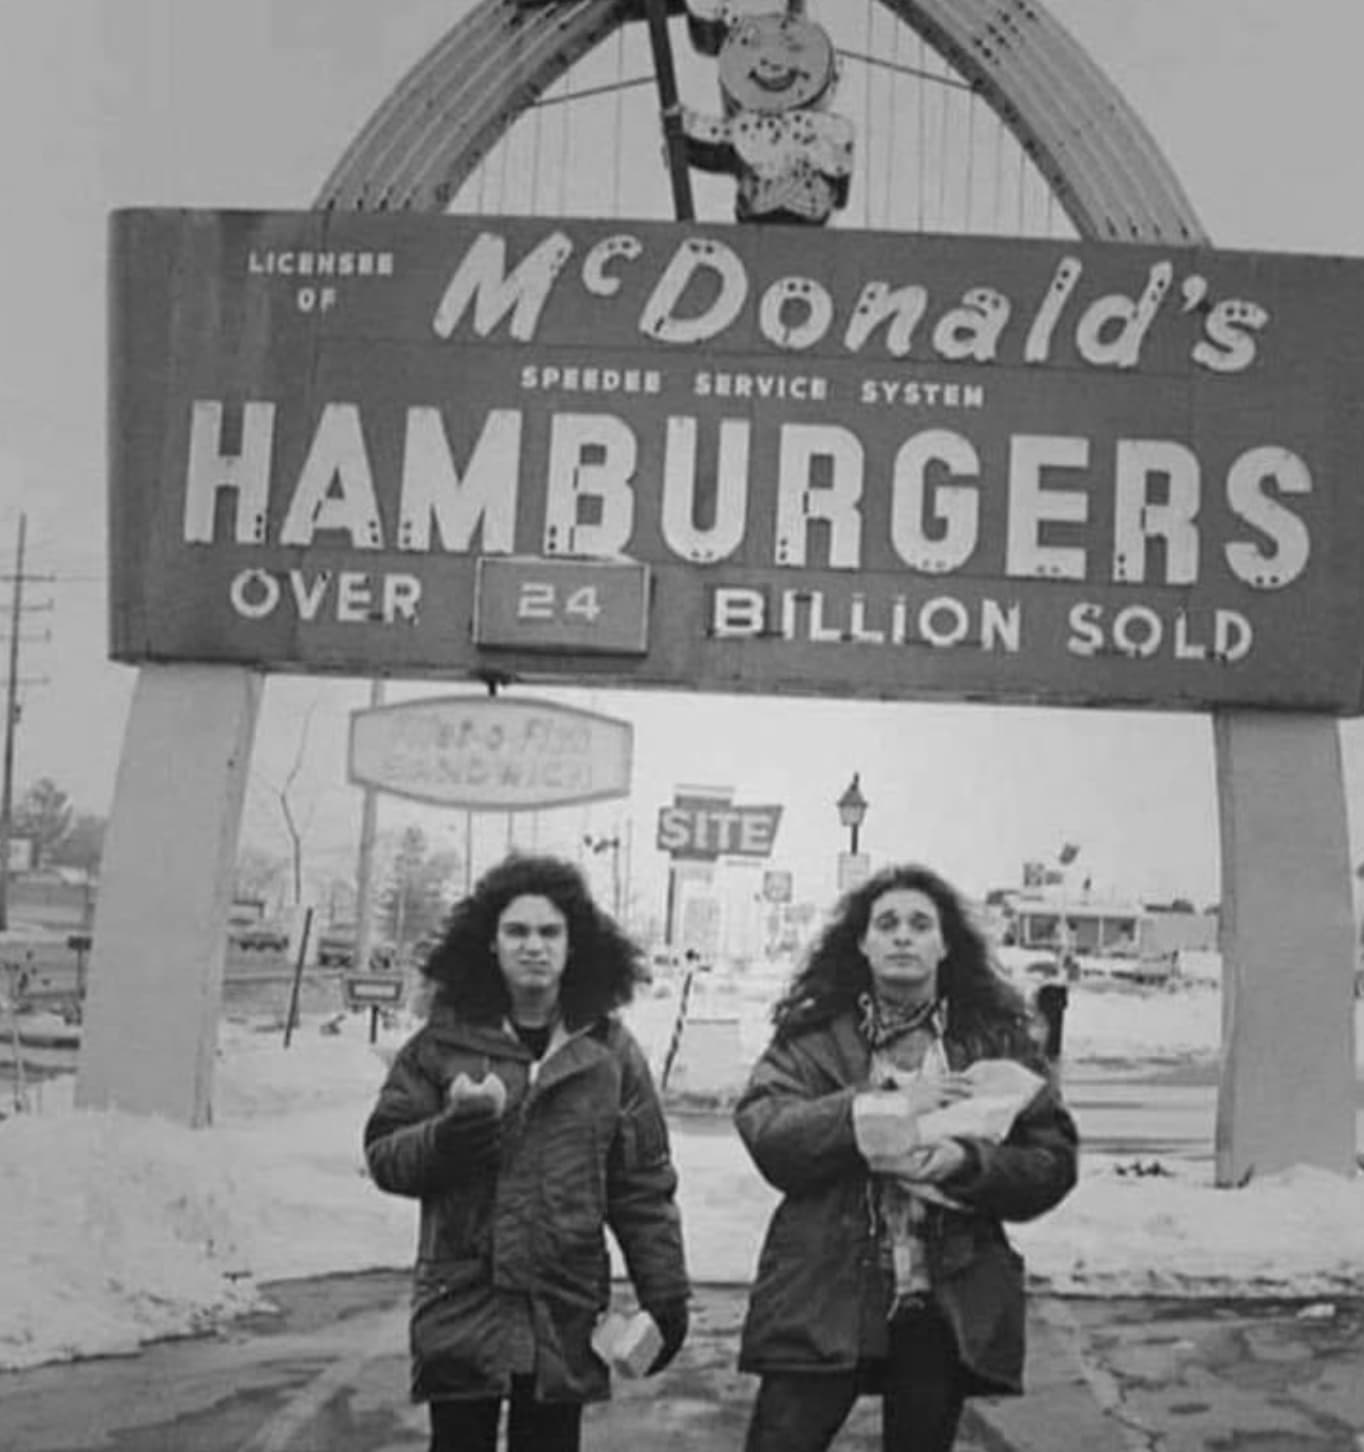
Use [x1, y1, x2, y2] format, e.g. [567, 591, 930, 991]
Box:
[363, 1000, 689, 1403]
[734, 1008, 1078, 1395]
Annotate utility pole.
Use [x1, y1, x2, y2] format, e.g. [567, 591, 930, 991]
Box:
[0, 513, 55, 931]
[352, 678, 385, 974]
[0, 516, 22, 932]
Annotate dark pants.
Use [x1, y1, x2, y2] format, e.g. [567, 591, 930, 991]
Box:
[428, 1376, 583, 1452]
[744, 1303, 969, 1452]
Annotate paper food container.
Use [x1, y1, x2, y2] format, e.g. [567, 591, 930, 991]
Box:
[591, 1310, 663, 1379]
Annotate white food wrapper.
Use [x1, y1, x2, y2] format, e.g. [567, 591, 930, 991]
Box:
[591, 1310, 663, 1379]
[917, 1059, 1044, 1142]
[854, 1058, 1046, 1174]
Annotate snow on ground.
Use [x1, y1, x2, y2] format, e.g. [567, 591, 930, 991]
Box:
[2, 985, 1363, 1373]
[637, 970, 1235, 1071]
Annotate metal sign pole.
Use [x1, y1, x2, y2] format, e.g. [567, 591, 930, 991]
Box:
[352, 680, 385, 975]
[282, 907, 314, 1049]
[641, 0, 695, 222]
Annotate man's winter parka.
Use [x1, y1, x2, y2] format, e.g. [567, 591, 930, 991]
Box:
[734, 1010, 1078, 1396]
[363, 1001, 689, 1404]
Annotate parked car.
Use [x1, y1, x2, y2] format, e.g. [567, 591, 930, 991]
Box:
[317, 928, 357, 967]
[230, 923, 289, 953]
[317, 928, 398, 970]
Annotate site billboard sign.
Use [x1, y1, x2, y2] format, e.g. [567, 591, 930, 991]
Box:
[109, 208, 1364, 712]
[655, 794, 784, 860]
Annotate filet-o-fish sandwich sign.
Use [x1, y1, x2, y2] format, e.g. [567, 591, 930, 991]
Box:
[108, 208, 1364, 712]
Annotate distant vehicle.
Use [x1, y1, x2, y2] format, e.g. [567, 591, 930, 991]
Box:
[647, 946, 683, 978]
[1024, 959, 1063, 980]
[317, 928, 357, 967]
[317, 928, 399, 970]
[406, 936, 439, 969]
[229, 923, 289, 952]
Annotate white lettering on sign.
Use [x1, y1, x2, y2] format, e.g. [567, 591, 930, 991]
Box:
[774, 425, 864, 568]
[858, 379, 986, 408]
[278, 404, 384, 548]
[1067, 603, 1252, 662]
[890, 429, 981, 574]
[661, 418, 750, 563]
[429, 229, 1269, 374]
[184, 402, 522, 555]
[228, 569, 421, 625]
[520, 364, 662, 394]
[398, 408, 521, 553]
[656, 802, 783, 858]
[760, 276, 835, 351]
[931, 287, 1011, 363]
[431, 229, 574, 342]
[1222, 446, 1312, 588]
[581, 234, 643, 298]
[1005, 434, 1092, 580]
[638, 237, 750, 346]
[1112, 440, 1201, 585]
[181, 406, 1314, 593]
[693, 370, 828, 401]
[1073, 262, 1172, 369]
[542, 413, 637, 556]
[248, 249, 395, 279]
[183, 401, 275, 544]
[711, 586, 1021, 653]
[516, 580, 602, 623]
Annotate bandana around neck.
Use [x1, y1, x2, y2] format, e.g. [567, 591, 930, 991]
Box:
[857, 990, 944, 1050]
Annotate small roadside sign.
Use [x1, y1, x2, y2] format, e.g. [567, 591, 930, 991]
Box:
[345, 972, 406, 1044]
[345, 973, 405, 1007]
[761, 869, 794, 904]
[837, 852, 871, 894]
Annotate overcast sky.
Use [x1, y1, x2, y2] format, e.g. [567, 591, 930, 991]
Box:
[4, 0, 1364, 918]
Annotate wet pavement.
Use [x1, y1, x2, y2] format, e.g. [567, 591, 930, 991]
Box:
[4, 1273, 1363, 1450]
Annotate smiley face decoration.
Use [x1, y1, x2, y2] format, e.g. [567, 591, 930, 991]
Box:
[681, 1, 854, 225]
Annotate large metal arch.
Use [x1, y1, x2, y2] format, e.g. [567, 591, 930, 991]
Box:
[77, 0, 1355, 1189]
[314, 0, 1356, 1188]
[315, 0, 1207, 246]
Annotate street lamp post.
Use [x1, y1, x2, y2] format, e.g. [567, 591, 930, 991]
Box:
[583, 833, 623, 920]
[836, 773, 868, 856]
[1054, 841, 1080, 977]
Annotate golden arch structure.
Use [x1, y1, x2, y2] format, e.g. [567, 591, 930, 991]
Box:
[80, 0, 1358, 1188]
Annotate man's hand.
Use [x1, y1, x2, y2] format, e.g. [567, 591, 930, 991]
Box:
[644, 1301, 689, 1375]
[855, 1073, 973, 1162]
[895, 1138, 971, 1184]
[431, 1097, 502, 1168]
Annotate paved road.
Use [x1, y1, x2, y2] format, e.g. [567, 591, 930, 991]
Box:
[1062, 1066, 1364, 1162]
[5, 1273, 1364, 1452]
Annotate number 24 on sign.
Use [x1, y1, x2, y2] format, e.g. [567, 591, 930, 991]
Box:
[517, 581, 603, 622]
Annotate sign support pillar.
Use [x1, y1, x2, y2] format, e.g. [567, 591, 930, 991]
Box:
[75, 664, 262, 1125]
[1213, 710, 1357, 1183]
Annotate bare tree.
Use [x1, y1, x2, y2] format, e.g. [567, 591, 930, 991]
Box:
[256, 698, 323, 906]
